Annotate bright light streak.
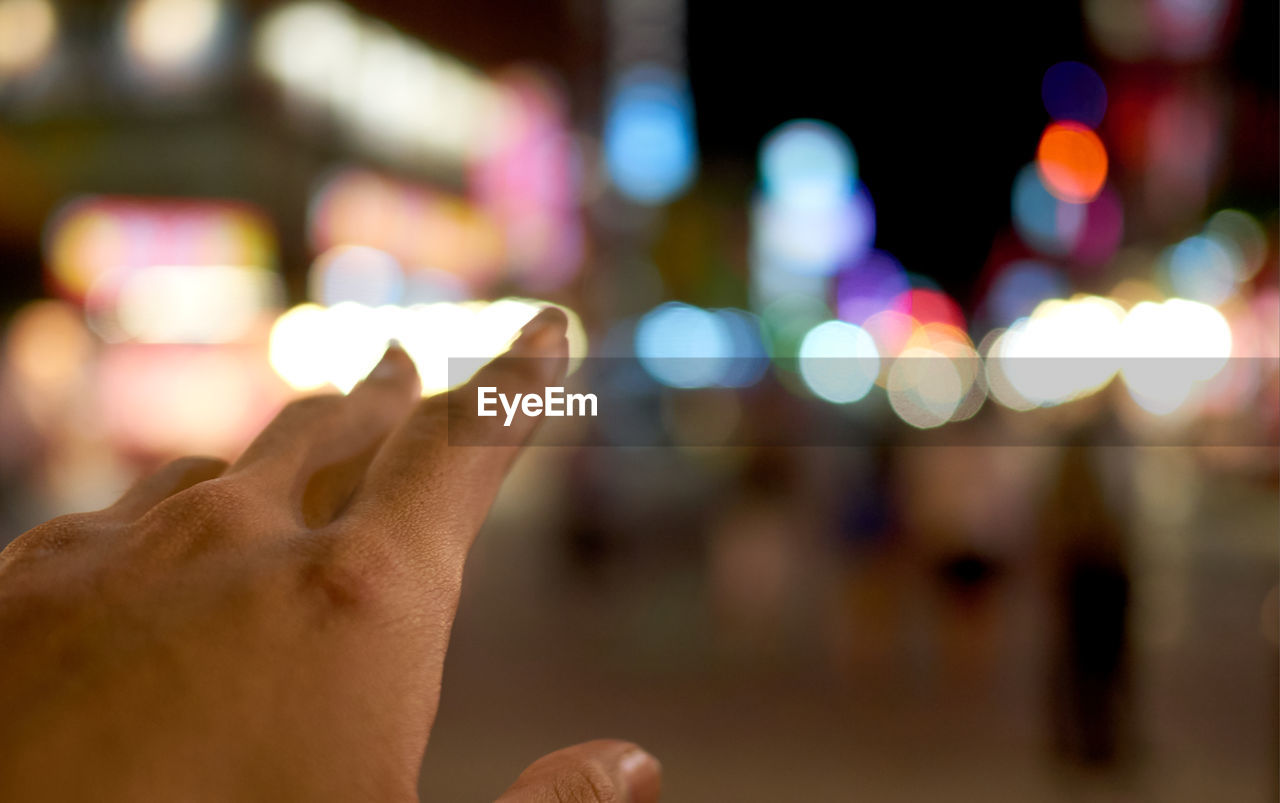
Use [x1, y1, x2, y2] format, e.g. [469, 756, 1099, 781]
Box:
[797, 320, 879, 404]
[255, 1, 502, 166]
[269, 299, 586, 396]
[0, 0, 56, 78]
[113, 264, 280, 343]
[122, 0, 224, 75]
[603, 65, 698, 205]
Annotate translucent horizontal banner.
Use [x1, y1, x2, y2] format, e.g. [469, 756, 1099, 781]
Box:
[446, 358, 1279, 447]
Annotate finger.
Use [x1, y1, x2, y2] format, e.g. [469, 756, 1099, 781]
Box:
[495, 740, 661, 803]
[341, 306, 568, 562]
[227, 343, 422, 527]
[104, 455, 229, 521]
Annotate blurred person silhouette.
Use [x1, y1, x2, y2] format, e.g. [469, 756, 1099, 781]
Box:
[0, 308, 662, 802]
[1040, 433, 1132, 767]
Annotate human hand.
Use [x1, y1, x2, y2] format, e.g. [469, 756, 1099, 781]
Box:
[0, 307, 661, 803]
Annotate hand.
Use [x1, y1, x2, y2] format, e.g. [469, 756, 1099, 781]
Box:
[0, 308, 661, 803]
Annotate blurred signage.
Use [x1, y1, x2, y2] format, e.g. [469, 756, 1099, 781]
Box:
[43, 196, 281, 343]
[255, 1, 503, 170]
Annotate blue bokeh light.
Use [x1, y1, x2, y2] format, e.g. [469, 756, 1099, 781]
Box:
[634, 302, 732, 388]
[603, 65, 699, 205]
[759, 120, 857, 208]
[1041, 61, 1107, 128]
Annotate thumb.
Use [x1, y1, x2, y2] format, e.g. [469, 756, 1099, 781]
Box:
[495, 739, 661, 803]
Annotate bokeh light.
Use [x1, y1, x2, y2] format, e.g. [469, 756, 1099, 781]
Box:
[759, 120, 856, 209]
[1041, 61, 1107, 128]
[1036, 122, 1108, 204]
[995, 295, 1126, 406]
[1162, 234, 1238, 306]
[753, 185, 875, 276]
[1205, 209, 1269, 282]
[834, 250, 910, 326]
[0, 0, 57, 79]
[270, 299, 584, 395]
[984, 260, 1069, 325]
[309, 245, 406, 307]
[122, 0, 226, 76]
[797, 320, 879, 404]
[635, 302, 731, 388]
[1011, 163, 1085, 256]
[1119, 298, 1232, 414]
[110, 264, 280, 344]
[887, 347, 963, 428]
[603, 65, 698, 205]
[1069, 185, 1124, 267]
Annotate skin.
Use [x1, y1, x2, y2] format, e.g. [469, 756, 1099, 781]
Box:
[0, 308, 661, 803]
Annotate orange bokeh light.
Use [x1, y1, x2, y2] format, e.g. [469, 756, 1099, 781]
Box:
[1036, 122, 1108, 204]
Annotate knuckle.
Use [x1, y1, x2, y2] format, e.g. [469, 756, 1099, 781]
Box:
[3, 512, 101, 556]
[279, 393, 345, 425]
[551, 762, 618, 803]
[165, 455, 230, 479]
[142, 476, 255, 533]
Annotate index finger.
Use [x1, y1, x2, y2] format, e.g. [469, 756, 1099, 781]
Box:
[338, 306, 568, 570]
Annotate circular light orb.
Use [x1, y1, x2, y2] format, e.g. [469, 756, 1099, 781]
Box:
[603, 65, 698, 205]
[893, 287, 965, 331]
[1069, 185, 1124, 267]
[754, 184, 875, 276]
[1041, 61, 1108, 128]
[1205, 209, 1268, 281]
[1119, 298, 1232, 414]
[1164, 234, 1238, 305]
[887, 347, 963, 428]
[835, 249, 910, 326]
[1036, 122, 1108, 204]
[759, 119, 856, 208]
[999, 295, 1125, 406]
[0, 0, 57, 77]
[123, 0, 224, 75]
[1011, 163, 1085, 256]
[985, 260, 1069, 325]
[715, 308, 769, 388]
[797, 320, 880, 404]
[634, 302, 732, 388]
[269, 303, 333, 391]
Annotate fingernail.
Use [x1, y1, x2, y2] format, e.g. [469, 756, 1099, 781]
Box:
[617, 748, 661, 803]
[366, 340, 408, 381]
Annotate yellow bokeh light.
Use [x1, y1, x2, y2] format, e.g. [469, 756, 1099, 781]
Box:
[0, 0, 56, 77]
[123, 0, 223, 73]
